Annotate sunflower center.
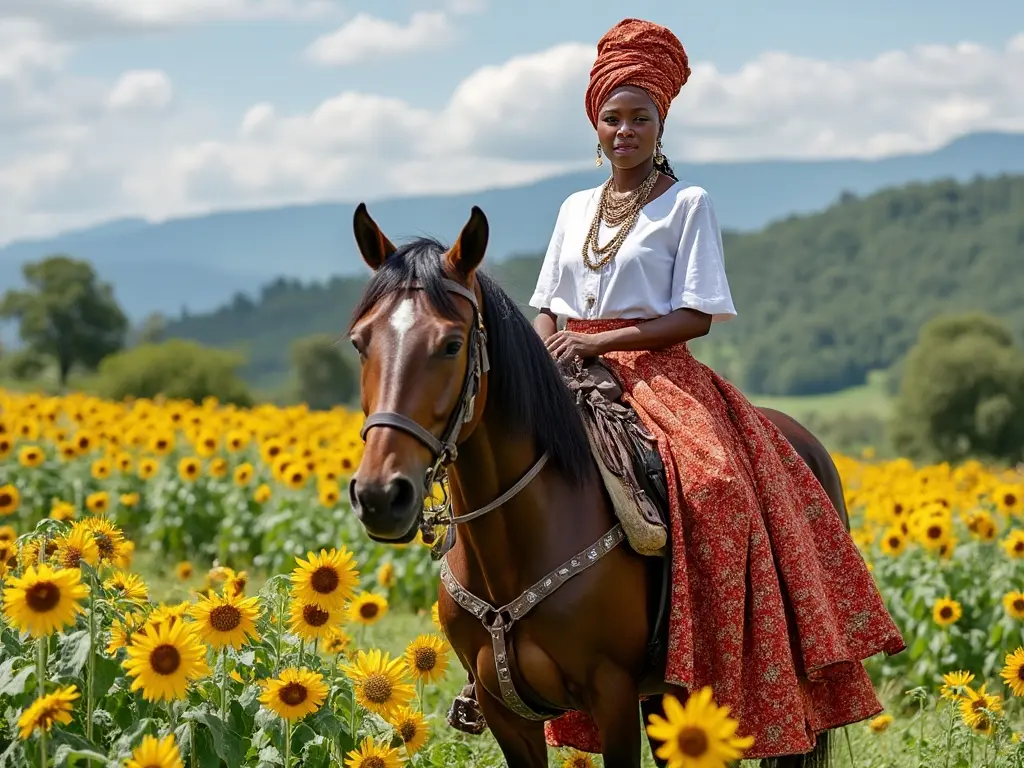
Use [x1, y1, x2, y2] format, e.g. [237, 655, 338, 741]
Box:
[209, 604, 242, 632]
[939, 606, 954, 620]
[1015, 541, 1024, 553]
[361, 758, 385, 768]
[399, 720, 418, 742]
[1006, 494, 1018, 506]
[359, 602, 379, 620]
[1014, 599, 1024, 613]
[414, 647, 437, 672]
[93, 533, 113, 558]
[61, 548, 82, 569]
[0, 492, 12, 506]
[278, 682, 308, 706]
[302, 604, 330, 627]
[676, 726, 709, 757]
[26, 581, 61, 612]
[927, 525, 942, 539]
[150, 644, 182, 675]
[887, 536, 900, 548]
[362, 673, 393, 704]
[310, 566, 339, 595]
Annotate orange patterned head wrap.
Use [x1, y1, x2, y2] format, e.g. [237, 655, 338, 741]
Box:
[585, 18, 691, 129]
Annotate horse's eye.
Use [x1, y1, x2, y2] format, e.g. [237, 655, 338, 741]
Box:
[351, 338, 366, 359]
[444, 340, 463, 357]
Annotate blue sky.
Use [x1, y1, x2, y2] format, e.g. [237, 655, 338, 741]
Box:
[1, 0, 1022, 243]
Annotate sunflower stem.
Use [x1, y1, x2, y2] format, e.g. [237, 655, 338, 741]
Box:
[36, 636, 46, 698]
[842, 726, 856, 768]
[299, 640, 304, 668]
[39, 728, 47, 768]
[190, 720, 197, 768]
[274, 592, 284, 675]
[943, 701, 956, 768]
[417, 678, 424, 714]
[219, 647, 229, 721]
[86, 577, 97, 743]
[284, 718, 293, 768]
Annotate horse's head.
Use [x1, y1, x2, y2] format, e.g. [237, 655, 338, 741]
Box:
[347, 202, 490, 543]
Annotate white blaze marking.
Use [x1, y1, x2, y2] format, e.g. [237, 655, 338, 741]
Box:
[390, 298, 416, 343]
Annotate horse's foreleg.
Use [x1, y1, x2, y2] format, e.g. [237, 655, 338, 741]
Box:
[473, 683, 548, 768]
[592, 662, 643, 768]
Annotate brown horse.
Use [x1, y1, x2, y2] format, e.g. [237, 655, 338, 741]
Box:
[346, 203, 848, 768]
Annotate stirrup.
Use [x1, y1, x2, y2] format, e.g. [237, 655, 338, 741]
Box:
[447, 683, 488, 735]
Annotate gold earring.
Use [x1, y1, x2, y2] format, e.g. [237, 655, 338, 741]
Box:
[654, 138, 664, 165]
[595, 142, 603, 167]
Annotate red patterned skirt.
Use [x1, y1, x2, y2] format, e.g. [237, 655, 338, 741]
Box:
[543, 318, 905, 759]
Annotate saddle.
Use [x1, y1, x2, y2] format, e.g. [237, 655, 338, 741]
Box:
[559, 356, 670, 557]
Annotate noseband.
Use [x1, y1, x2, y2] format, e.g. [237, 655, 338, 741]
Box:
[356, 277, 549, 546]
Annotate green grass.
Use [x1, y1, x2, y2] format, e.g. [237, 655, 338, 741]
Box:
[749, 373, 892, 421]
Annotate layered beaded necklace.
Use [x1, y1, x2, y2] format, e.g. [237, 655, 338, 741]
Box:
[581, 167, 660, 272]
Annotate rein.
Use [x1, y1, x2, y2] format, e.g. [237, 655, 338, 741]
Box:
[357, 277, 550, 543]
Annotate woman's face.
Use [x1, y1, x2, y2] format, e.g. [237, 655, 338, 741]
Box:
[596, 85, 661, 170]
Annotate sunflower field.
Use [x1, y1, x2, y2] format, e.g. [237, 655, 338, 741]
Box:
[2, 387, 1024, 767]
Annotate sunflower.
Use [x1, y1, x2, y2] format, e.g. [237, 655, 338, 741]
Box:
[343, 649, 415, 721]
[868, 714, 893, 733]
[390, 706, 429, 755]
[176, 562, 194, 581]
[1001, 648, 1024, 697]
[344, 736, 404, 768]
[254, 484, 272, 503]
[1002, 530, 1024, 559]
[50, 501, 76, 522]
[560, 751, 596, 768]
[645, 687, 755, 768]
[85, 491, 109, 514]
[54, 526, 100, 570]
[122, 619, 210, 701]
[290, 548, 359, 612]
[138, 458, 160, 480]
[959, 685, 1002, 731]
[319, 481, 340, 507]
[376, 561, 396, 589]
[940, 670, 976, 701]
[404, 634, 450, 684]
[233, 463, 254, 487]
[349, 592, 389, 626]
[430, 601, 441, 630]
[18, 445, 44, 468]
[125, 734, 184, 768]
[178, 457, 202, 483]
[3, 563, 90, 637]
[16, 685, 80, 740]
[106, 612, 146, 655]
[287, 599, 342, 642]
[80, 517, 128, 566]
[1003, 591, 1024, 620]
[994, 484, 1023, 516]
[91, 457, 112, 480]
[190, 592, 261, 650]
[0, 484, 21, 516]
[120, 492, 140, 508]
[258, 667, 328, 721]
[322, 626, 352, 656]
[932, 597, 962, 627]
[0, 525, 15, 544]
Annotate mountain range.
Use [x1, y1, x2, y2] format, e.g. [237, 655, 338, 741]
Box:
[2, 131, 1023, 326]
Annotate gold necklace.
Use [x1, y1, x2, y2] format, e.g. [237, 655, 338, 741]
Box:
[582, 168, 660, 272]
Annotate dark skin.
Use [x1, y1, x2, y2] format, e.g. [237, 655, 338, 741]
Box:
[535, 84, 713, 360]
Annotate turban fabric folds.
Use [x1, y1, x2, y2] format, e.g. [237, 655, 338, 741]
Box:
[585, 18, 691, 129]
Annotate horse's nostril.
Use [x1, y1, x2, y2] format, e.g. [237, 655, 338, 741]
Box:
[392, 476, 416, 512]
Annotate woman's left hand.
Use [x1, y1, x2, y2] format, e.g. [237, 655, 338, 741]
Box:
[545, 330, 604, 361]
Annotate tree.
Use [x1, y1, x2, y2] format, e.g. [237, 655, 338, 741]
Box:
[889, 312, 1024, 463]
[290, 333, 357, 410]
[0, 255, 128, 386]
[135, 312, 167, 346]
[95, 339, 253, 406]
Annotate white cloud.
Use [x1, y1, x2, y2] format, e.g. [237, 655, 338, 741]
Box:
[1, 0, 340, 40]
[108, 70, 174, 112]
[448, 0, 485, 14]
[2, 31, 1024, 245]
[306, 11, 454, 66]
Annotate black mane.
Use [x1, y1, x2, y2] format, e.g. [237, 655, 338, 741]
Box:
[349, 237, 594, 486]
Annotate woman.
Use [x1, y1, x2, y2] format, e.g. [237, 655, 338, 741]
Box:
[530, 17, 905, 759]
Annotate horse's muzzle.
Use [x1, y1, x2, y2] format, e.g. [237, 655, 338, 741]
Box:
[348, 473, 422, 541]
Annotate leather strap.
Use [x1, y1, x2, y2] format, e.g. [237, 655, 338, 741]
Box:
[439, 524, 626, 720]
[452, 452, 550, 525]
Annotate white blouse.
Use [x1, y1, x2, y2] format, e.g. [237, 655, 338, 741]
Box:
[528, 179, 738, 323]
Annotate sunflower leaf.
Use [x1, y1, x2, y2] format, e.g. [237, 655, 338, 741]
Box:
[54, 630, 91, 678]
[184, 709, 248, 766]
[0, 658, 34, 697]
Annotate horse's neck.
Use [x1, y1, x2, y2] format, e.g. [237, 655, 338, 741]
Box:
[446, 417, 570, 607]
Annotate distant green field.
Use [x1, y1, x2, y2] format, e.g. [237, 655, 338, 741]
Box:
[750, 378, 891, 420]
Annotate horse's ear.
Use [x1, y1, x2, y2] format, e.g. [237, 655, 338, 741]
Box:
[353, 202, 396, 271]
[446, 206, 489, 280]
